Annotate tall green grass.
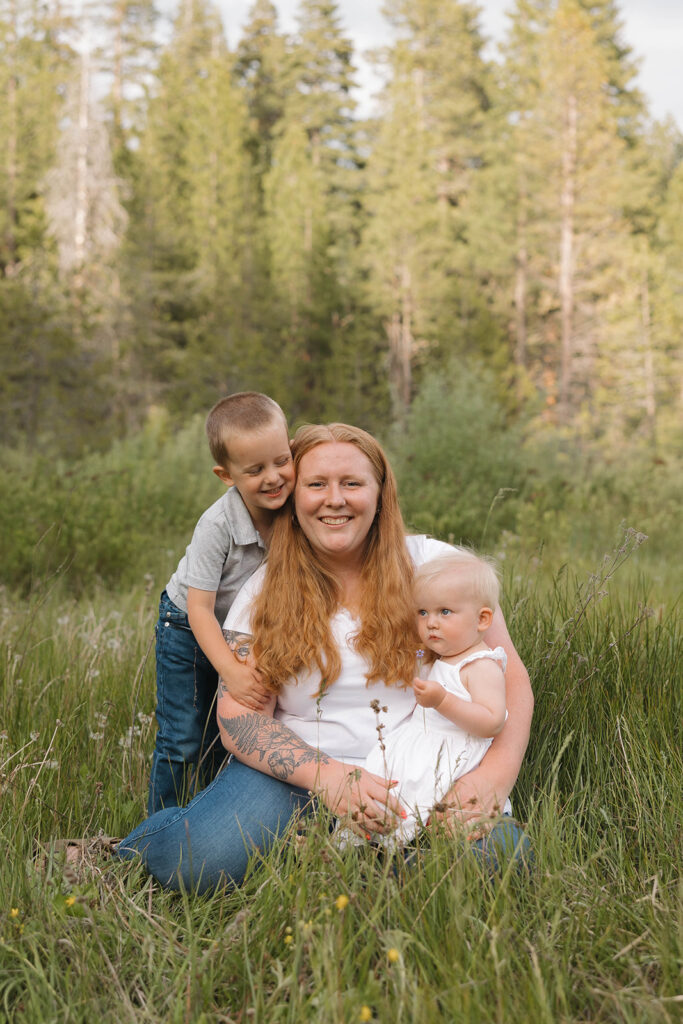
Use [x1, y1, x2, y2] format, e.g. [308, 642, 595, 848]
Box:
[1, 536, 680, 1022]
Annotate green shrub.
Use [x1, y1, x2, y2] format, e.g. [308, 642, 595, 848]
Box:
[391, 361, 528, 544]
[0, 412, 222, 595]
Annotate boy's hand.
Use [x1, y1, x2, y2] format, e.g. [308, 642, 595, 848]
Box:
[412, 677, 446, 709]
[220, 646, 270, 711]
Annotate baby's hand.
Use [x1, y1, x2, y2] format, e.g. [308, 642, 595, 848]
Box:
[412, 677, 446, 709]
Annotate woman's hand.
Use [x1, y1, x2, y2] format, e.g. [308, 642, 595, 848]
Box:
[429, 761, 508, 831]
[315, 761, 406, 837]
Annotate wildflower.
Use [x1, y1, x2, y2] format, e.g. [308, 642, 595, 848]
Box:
[89, 732, 105, 741]
[359, 1007, 372, 1022]
[387, 947, 400, 963]
[45, 760, 59, 770]
[285, 926, 292, 934]
[284, 934, 293, 945]
[65, 897, 76, 908]
[10, 908, 19, 919]
[30, 731, 40, 742]
[118, 725, 142, 749]
[335, 894, 349, 911]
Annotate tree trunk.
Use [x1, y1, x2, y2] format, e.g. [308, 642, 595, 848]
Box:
[5, 0, 18, 274]
[112, 0, 124, 139]
[558, 92, 577, 423]
[514, 184, 528, 372]
[640, 266, 656, 450]
[74, 49, 91, 280]
[386, 263, 413, 419]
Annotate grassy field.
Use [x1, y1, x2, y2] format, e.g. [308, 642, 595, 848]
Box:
[0, 527, 680, 1023]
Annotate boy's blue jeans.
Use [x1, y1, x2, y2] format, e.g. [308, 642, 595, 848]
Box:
[147, 591, 226, 814]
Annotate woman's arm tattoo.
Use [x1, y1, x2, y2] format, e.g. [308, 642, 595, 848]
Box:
[222, 628, 253, 660]
[218, 712, 331, 781]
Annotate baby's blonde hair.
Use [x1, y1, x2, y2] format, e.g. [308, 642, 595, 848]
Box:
[414, 549, 501, 611]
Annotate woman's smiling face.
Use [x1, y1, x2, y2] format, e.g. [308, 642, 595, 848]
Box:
[294, 442, 381, 567]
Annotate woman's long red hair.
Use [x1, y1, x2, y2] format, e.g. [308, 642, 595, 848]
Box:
[251, 424, 419, 693]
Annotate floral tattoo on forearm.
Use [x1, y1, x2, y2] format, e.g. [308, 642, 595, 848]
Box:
[218, 712, 331, 781]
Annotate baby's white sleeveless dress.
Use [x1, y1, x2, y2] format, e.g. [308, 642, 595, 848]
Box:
[365, 646, 507, 844]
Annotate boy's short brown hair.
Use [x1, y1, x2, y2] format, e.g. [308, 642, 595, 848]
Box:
[206, 392, 287, 467]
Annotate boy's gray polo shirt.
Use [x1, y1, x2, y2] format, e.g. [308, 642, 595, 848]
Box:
[166, 487, 266, 625]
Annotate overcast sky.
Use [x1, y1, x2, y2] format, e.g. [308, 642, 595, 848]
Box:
[217, 0, 683, 130]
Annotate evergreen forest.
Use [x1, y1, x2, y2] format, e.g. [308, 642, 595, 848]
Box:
[3, 0, 682, 460]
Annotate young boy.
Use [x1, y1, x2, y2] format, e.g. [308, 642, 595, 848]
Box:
[148, 392, 295, 813]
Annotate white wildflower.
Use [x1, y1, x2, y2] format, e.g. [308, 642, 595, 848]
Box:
[118, 725, 142, 749]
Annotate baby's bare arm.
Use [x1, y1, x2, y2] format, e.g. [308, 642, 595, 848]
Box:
[412, 658, 505, 739]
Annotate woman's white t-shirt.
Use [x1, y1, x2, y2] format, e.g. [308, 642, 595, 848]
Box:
[224, 534, 455, 765]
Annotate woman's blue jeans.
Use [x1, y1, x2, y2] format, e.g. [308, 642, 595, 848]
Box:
[117, 757, 530, 893]
[119, 757, 314, 892]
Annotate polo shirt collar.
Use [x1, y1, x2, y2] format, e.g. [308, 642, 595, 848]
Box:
[225, 486, 266, 548]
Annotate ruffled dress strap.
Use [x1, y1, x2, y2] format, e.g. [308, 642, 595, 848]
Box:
[455, 645, 507, 674]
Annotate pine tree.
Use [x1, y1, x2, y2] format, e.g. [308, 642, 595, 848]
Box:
[494, 0, 654, 429]
[652, 159, 683, 448]
[260, 0, 362, 418]
[361, 0, 493, 415]
[95, 0, 158, 173]
[0, 0, 70, 273]
[234, 0, 288, 180]
[126, 0, 258, 410]
[535, 0, 646, 424]
[44, 47, 127, 286]
[0, 0, 105, 451]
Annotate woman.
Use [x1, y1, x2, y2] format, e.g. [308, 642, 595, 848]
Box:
[117, 424, 533, 891]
